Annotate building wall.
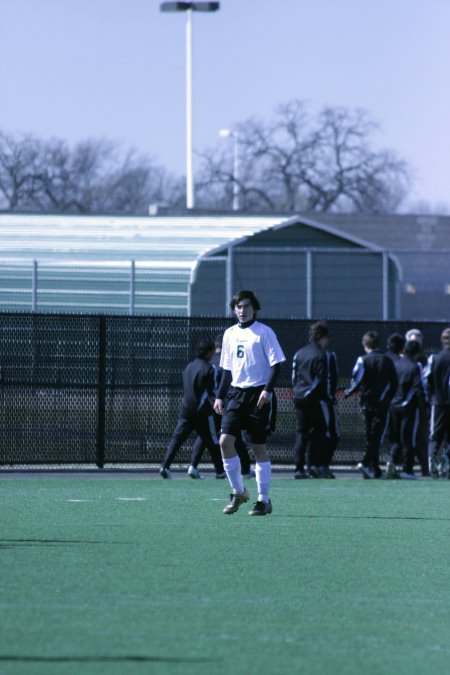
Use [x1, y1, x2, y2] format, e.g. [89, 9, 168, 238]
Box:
[189, 248, 400, 319]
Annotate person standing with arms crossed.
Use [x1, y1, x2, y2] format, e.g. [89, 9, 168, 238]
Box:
[214, 290, 286, 516]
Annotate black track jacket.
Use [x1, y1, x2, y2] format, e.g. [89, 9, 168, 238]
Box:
[424, 348, 450, 405]
[181, 357, 215, 413]
[390, 356, 426, 413]
[292, 342, 329, 403]
[345, 349, 398, 411]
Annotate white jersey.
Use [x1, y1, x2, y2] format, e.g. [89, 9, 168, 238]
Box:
[220, 320, 286, 388]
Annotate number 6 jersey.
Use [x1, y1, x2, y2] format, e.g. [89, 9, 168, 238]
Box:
[220, 321, 286, 389]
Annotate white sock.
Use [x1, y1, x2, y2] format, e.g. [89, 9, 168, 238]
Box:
[256, 461, 271, 503]
[223, 455, 245, 494]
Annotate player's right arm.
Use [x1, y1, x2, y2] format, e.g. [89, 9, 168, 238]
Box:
[214, 368, 232, 415]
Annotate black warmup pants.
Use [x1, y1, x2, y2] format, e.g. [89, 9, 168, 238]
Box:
[428, 404, 450, 460]
[190, 414, 251, 474]
[324, 400, 340, 465]
[162, 406, 222, 470]
[293, 399, 329, 470]
[361, 407, 389, 470]
[389, 407, 420, 473]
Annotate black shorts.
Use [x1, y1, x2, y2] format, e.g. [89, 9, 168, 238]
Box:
[220, 386, 277, 444]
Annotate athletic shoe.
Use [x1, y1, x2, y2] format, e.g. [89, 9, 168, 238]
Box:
[438, 456, 449, 478]
[223, 488, 250, 514]
[357, 462, 373, 479]
[400, 471, 417, 480]
[215, 472, 226, 479]
[248, 500, 272, 516]
[159, 467, 172, 479]
[429, 457, 439, 479]
[307, 466, 321, 478]
[386, 462, 401, 480]
[241, 469, 256, 479]
[319, 466, 336, 479]
[187, 465, 202, 479]
[294, 470, 310, 479]
[373, 466, 384, 479]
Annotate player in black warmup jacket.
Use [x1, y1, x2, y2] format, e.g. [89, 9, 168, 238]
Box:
[160, 339, 223, 479]
[424, 327, 450, 478]
[345, 330, 398, 479]
[388, 340, 427, 479]
[292, 321, 332, 478]
[188, 334, 252, 479]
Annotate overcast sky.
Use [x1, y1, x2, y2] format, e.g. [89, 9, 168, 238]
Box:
[1, 0, 449, 211]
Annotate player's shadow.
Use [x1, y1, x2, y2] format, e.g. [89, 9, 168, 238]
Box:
[0, 655, 215, 664]
[0, 539, 127, 548]
[276, 514, 450, 522]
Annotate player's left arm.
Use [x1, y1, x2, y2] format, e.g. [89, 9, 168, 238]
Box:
[257, 363, 281, 408]
[257, 329, 286, 408]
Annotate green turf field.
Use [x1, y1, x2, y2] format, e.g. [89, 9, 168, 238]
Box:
[1, 477, 450, 675]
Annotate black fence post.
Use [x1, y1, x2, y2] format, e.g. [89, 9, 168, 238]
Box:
[96, 315, 107, 468]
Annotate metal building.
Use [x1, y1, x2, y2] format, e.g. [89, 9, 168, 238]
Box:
[0, 213, 400, 319]
[190, 215, 400, 319]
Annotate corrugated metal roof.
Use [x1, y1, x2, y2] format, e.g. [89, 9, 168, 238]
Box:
[0, 214, 284, 262]
[0, 214, 286, 314]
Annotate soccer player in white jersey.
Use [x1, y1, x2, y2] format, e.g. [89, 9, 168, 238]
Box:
[214, 290, 286, 516]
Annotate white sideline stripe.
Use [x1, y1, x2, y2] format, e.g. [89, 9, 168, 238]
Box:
[68, 499, 92, 502]
[116, 497, 147, 501]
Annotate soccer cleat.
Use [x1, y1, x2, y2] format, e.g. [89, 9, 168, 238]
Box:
[294, 470, 311, 479]
[319, 466, 336, 479]
[438, 455, 449, 479]
[429, 457, 439, 479]
[215, 472, 226, 479]
[223, 488, 250, 514]
[386, 462, 401, 480]
[248, 500, 273, 516]
[357, 462, 373, 479]
[373, 466, 384, 479]
[159, 467, 172, 479]
[400, 471, 417, 480]
[307, 466, 321, 478]
[187, 465, 202, 479]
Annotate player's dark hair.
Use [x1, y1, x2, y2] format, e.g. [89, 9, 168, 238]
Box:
[387, 333, 405, 354]
[362, 330, 379, 350]
[229, 290, 261, 312]
[404, 340, 421, 359]
[309, 320, 329, 343]
[196, 339, 214, 359]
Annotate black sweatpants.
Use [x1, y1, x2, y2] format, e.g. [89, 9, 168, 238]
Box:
[428, 404, 450, 460]
[162, 406, 221, 470]
[361, 407, 389, 470]
[293, 399, 330, 470]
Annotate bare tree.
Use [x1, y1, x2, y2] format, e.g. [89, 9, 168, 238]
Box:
[0, 131, 182, 214]
[196, 101, 412, 213]
[0, 131, 46, 210]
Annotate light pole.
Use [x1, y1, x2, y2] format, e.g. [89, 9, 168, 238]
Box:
[219, 128, 240, 211]
[160, 2, 220, 211]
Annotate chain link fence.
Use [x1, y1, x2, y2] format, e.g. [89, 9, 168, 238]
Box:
[1, 312, 448, 470]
